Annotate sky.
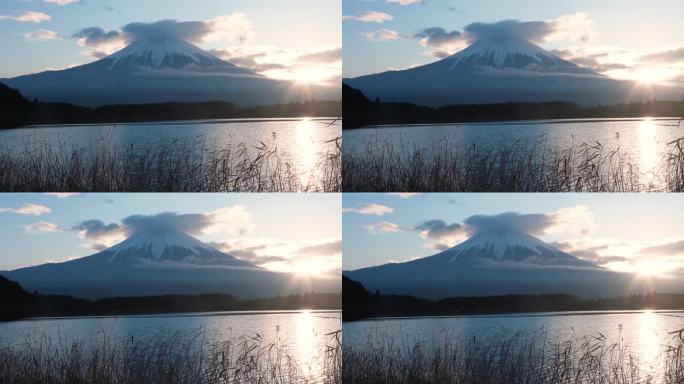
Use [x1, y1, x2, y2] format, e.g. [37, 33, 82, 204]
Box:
[0, 0, 341, 84]
[343, 193, 684, 279]
[343, 0, 684, 85]
[0, 193, 341, 278]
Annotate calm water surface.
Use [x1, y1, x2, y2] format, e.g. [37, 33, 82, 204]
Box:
[1, 310, 341, 381]
[0, 118, 341, 187]
[344, 118, 683, 182]
[345, 310, 684, 382]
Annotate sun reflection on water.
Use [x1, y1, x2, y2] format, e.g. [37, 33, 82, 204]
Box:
[638, 310, 662, 377]
[295, 310, 318, 378]
[295, 119, 319, 187]
[637, 118, 659, 176]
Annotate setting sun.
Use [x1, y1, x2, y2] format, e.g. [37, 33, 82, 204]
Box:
[265, 66, 337, 86]
[632, 66, 679, 85]
[634, 260, 674, 278]
[293, 259, 335, 278]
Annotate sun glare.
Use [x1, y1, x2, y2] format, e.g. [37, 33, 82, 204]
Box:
[263, 66, 334, 86]
[291, 66, 334, 86]
[633, 66, 677, 86]
[634, 260, 672, 278]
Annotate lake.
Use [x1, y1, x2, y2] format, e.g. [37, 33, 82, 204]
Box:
[0, 118, 341, 190]
[344, 118, 684, 188]
[344, 310, 684, 382]
[0, 310, 341, 382]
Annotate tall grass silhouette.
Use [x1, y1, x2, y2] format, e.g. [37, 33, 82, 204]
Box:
[344, 327, 684, 384]
[0, 328, 341, 384]
[343, 135, 684, 192]
[0, 135, 341, 192]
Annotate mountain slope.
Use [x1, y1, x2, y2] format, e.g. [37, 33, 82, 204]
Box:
[104, 38, 256, 75]
[1, 230, 338, 299]
[344, 230, 674, 299]
[2, 38, 337, 107]
[344, 37, 679, 107]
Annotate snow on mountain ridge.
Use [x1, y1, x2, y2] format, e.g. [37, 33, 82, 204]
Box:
[444, 230, 598, 268]
[101, 230, 257, 269]
[102, 38, 256, 75]
[446, 38, 598, 75]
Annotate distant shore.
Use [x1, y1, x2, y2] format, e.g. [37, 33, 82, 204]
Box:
[342, 84, 684, 129]
[342, 277, 684, 321]
[1, 274, 341, 322]
[359, 116, 682, 129]
[0, 83, 341, 129]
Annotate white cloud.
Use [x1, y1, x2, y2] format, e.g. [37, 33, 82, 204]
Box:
[387, 0, 421, 4]
[343, 203, 394, 216]
[364, 29, 402, 42]
[387, 193, 421, 198]
[364, 221, 402, 233]
[44, 193, 80, 198]
[413, 206, 596, 250]
[73, 206, 254, 251]
[0, 11, 51, 23]
[344, 11, 393, 23]
[463, 13, 596, 45]
[554, 236, 684, 277]
[415, 220, 465, 243]
[415, 13, 597, 58]
[44, 0, 79, 5]
[546, 13, 597, 44]
[212, 44, 341, 85]
[23, 29, 60, 41]
[24, 221, 60, 233]
[0, 203, 51, 216]
[72, 13, 255, 58]
[211, 237, 342, 277]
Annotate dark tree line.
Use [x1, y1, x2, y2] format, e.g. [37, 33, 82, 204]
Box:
[0, 275, 340, 322]
[0, 83, 341, 129]
[342, 84, 684, 128]
[342, 276, 684, 321]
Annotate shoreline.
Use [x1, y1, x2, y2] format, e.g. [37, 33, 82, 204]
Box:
[348, 116, 683, 130]
[14, 116, 340, 130]
[346, 308, 684, 323]
[18, 308, 342, 322]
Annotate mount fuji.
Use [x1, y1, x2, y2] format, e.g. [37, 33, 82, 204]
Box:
[344, 229, 678, 299]
[1, 37, 337, 107]
[344, 37, 681, 107]
[1, 230, 338, 299]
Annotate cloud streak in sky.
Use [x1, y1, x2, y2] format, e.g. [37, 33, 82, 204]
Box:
[24, 221, 61, 233]
[44, 0, 80, 5]
[364, 221, 401, 234]
[343, 203, 394, 216]
[0, 11, 51, 23]
[0, 204, 51, 216]
[387, 0, 422, 4]
[364, 29, 402, 42]
[23, 29, 60, 41]
[344, 12, 393, 23]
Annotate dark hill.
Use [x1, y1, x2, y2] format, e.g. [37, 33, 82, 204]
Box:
[0, 84, 340, 129]
[342, 277, 684, 321]
[0, 275, 340, 322]
[342, 85, 684, 128]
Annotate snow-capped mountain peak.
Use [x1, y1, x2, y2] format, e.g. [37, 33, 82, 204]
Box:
[444, 230, 597, 268]
[99, 230, 256, 269]
[102, 37, 256, 75]
[446, 38, 597, 75]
